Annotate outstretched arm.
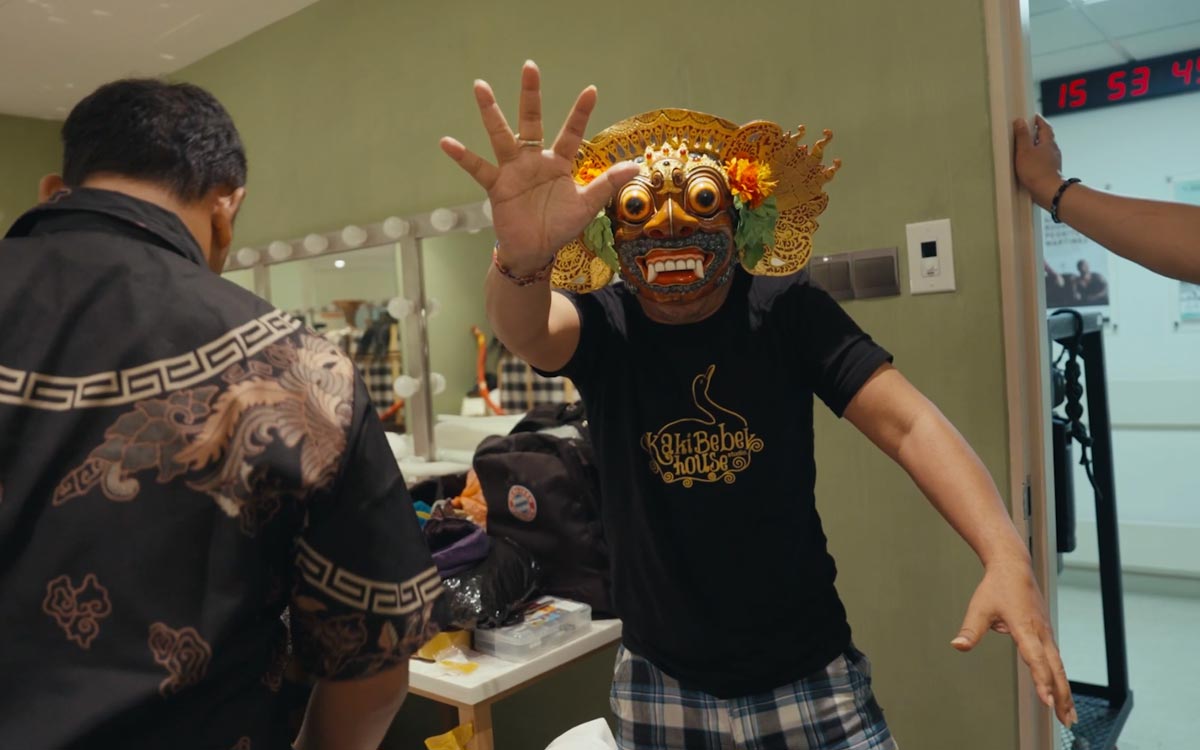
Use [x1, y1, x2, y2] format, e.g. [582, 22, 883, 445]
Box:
[845, 364, 1077, 728]
[1015, 115, 1200, 284]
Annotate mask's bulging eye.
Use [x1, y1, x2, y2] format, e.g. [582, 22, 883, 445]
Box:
[618, 184, 653, 224]
[686, 175, 723, 218]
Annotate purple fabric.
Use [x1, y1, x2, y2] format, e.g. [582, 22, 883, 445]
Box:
[432, 526, 492, 578]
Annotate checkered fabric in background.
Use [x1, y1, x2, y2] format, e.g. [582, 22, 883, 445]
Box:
[498, 350, 574, 413]
[356, 357, 398, 412]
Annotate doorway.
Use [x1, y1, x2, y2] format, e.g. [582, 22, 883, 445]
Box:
[987, 1, 1200, 748]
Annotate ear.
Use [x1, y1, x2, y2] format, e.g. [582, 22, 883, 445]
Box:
[208, 186, 246, 273]
[38, 174, 66, 203]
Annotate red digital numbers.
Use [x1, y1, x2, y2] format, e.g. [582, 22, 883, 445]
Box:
[1108, 66, 1151, 101]
[1107, 70, 1127, 101]
[1173, 58, 1197, 86]
[1059, 77, 1088, 109]
[1131, 66, 1151, 96]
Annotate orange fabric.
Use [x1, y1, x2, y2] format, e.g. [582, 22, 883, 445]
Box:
[451, 470, 488, 528]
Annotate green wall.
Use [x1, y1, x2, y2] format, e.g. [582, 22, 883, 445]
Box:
[179, 0, 1017, 747]
[0, 114, 60, 232]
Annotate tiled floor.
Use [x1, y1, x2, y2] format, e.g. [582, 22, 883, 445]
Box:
[1057, 574, 1200, 749]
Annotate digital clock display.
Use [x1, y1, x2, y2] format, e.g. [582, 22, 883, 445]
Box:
[1041, 46, 1200, 116]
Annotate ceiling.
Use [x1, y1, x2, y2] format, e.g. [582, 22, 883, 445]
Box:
[0, 0, 318, 120]
[1, 0, 1195, 120]
[1031, 0, 1200, 82]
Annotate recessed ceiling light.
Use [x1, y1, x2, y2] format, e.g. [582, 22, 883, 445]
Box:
[334, 260, 346, 269]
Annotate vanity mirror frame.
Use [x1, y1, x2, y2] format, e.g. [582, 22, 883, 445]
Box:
[224, 199, 494, 461]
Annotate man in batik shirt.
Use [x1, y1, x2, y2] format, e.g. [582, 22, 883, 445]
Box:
[0, 79, 440, 750]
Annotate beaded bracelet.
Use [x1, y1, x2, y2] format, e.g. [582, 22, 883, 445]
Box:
[1051, 178, 1081, 224]
[492, 244, 555, 286]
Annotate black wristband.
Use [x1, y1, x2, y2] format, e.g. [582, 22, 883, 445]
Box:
[1051, 178, 1081, 224]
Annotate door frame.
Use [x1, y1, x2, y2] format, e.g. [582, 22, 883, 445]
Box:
[981, 1, 1061, 748]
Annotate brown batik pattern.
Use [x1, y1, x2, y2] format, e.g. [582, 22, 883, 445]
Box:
[148, 622, 212, 696]
[54, 333, 355, 536]
[261, 634, 289, 693]
[43, 573, 112, 649]
[291, 593, 439, 680]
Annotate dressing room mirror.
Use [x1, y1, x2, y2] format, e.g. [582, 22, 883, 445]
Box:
[417, 228, 495, 418]
[269, 245, 399, 332]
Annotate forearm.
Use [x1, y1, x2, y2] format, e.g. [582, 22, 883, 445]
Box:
[893, 408, 1029, 568]
[295, 665, 410, 750]
[485, 265, 552, 355]
[1033, 181, 1200, 284]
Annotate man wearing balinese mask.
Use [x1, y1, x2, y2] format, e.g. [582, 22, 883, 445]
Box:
[442, 62, 1076, 749]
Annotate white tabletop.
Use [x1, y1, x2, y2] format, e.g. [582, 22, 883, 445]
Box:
[409, 619, 622, 706]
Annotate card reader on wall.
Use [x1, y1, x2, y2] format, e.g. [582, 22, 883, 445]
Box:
[906, 218, 956, 294]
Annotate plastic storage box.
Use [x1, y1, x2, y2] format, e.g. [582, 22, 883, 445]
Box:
[474, 597, 592, 662]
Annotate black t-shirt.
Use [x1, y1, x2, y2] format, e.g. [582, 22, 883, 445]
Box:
[544, 270, 892, 698]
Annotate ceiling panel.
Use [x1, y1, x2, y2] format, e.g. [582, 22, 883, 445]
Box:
[1085, 0, 1200, 40]
[1119, 21, 1200, 59]
[1032, 43, 1128, 81]
[1031, 7, 1110, 56]
[0, 0, 318, 119]
[1032, 0, 1071, 16]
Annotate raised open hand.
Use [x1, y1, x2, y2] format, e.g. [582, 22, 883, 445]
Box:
[440, 61, 639, 273]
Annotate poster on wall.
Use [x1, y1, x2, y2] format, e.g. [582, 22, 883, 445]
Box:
[1174, 177, 1200, 323]
[1041, 212, 1112, 315]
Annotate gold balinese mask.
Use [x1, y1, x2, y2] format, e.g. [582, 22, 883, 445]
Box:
[551, 109, 841, 298]
[612, 144, 737, 303]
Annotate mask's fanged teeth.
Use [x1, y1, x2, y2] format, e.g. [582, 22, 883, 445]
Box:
[695, 261, 705, 279]
[647, 266, 658, 283]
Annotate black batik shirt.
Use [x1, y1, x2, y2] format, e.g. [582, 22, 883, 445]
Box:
[541, 270, 893, 698]
[0, 189, 441, 749]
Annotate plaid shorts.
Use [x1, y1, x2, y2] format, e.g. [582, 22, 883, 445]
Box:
[610, 645, 897, 750]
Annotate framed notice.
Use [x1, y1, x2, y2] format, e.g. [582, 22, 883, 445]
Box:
[1172, 176, 1200, 327]
[1041, 211, 1113, 318]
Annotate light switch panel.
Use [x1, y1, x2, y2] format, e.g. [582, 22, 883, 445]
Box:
[906, 219, 955, 294]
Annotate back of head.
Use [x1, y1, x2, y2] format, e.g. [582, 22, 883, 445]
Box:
[61, 78, 247, 201]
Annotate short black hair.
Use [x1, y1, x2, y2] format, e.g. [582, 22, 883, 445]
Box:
[61, 79, 247, 201]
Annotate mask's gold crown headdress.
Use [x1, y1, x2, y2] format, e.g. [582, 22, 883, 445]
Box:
[553, 108, 841, 293]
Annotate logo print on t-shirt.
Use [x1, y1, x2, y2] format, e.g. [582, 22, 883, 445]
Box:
[640, 365, 764, 488]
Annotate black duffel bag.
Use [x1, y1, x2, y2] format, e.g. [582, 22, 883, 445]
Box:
[472, 402, 613, 616]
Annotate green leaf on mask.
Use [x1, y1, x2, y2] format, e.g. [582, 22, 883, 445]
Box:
[734, 195, 779, 271]
[583, 211, 619, 271]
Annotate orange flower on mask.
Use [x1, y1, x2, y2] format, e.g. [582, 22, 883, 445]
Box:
[574, 159, 607, 185]
[724, 156, 778, 209]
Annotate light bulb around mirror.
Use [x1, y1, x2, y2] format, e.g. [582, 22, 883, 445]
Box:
[235, 247, 261, 266]
[393, 375, 420, 399]
[341, 224, 368, 247]
[387, 297, 414, 320]
[429, 372, 446, 396]
[303, 233, 329, 254]
[267, 240, 293, 261]
[383, 216, 411, 239]
[429, 208, 460, 233]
